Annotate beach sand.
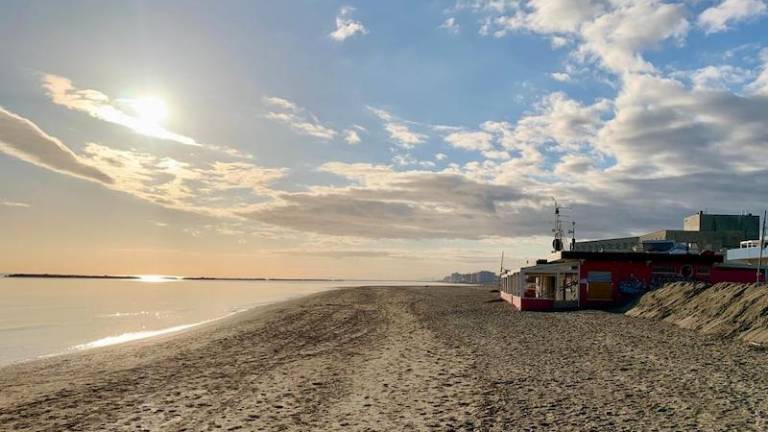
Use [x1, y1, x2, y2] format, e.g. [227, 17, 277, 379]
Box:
[2, 285, 768, 431]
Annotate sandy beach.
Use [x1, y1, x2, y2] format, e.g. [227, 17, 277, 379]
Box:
[2, 285, 768, 431]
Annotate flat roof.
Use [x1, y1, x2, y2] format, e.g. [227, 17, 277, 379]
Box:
[549, 251, 724, 264]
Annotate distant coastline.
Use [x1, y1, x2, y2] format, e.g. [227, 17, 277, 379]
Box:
[4, 273, 141, 280]
[2, 273, 405, 282]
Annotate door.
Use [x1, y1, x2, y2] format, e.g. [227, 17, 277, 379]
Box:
[587, 271, 613, 301]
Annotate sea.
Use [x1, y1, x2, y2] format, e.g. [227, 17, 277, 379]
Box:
[0, 277, 434, 367]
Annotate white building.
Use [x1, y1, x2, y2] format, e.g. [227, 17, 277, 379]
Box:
[726, 240, 768, 267]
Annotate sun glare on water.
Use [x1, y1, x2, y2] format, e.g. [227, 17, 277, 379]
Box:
[137, 274, 179, 283]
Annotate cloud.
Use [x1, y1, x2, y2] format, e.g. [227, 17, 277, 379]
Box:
[441, 92, 610, 169]
[0, 111, 284, 218]
[384, 123, 427, 147]
[595, 73, 768, 177]
[263, 96, 338, 141]
[329, 6, 369, 41]
[369, 107, 428, 148]
[489, 0, 605, 35]
[1, 200, 30, 208]
[343, 128, 362, 145]
[550, 35, 571, 48]
[698, 0, 767, 33]
[508, 92, 612, 151]
[244, 163, 536, 239]
[746, 48, 768, 95]
[0, 107, 113, 184]
[42, 74, 202, 147]
[577, 1, 689, 73]
[79, 143, 286, 215]
[444, 130, 494, 151]
[551, 72, 572, 82]
[682, 65, 752, 91]
[439, 17, 461, 33]
[466, 0, 690, 74]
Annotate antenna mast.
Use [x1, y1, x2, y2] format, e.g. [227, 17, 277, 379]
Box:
[552, 198, 564, 252]
[758, 210, 766, 283]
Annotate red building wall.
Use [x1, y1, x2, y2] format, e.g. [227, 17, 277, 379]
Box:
[577, 258, 714, 307]
[711, 267, 765, 283]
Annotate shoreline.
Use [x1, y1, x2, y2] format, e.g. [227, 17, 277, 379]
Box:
[1, 281, 459, 369]
[3, 285, 768, 431]
[1, 284, 355, 371]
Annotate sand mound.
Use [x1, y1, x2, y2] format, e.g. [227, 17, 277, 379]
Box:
[628, 282, 768, 344]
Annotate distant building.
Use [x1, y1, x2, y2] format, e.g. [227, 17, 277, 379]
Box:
[574, 211, 760, 254]
[443, 270, 497, 284]
[726, 240, 768, 275]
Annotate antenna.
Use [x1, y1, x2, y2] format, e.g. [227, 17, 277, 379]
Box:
[552, 198, 564, 252]
[758, 210, 766, 283]
[568, 221, 576, 251]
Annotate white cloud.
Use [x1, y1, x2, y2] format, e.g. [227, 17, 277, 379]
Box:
[492, 0, 605, 35]
[263, 96, 338, 141]
[439, 17, 461, 33]
[577, 1, 689, 73]
[551, 72, 572, 82]
[262, 96, 299, 111]
[481, 149, 512, 160]
[80, 143, 286, 215]
[491, 92, 612, 152]
[330, 6, 369, 41]
[385, 124, 427, 147]
[0, 106, 112, 184]
[0, 107, 286, 218]
[435, 153, 448, 161]
[746, 48, 768, 95]
[343, 128, 362, 145]
[42, 74, 202, 147]
[687, 65, 752, 91]
[596, 73, 768, 177]
[369, 107, 428, 148]
[466, 0, 690, 74]
[698, 0, 767, 33]
[1, 200, 30, 208]
[443, 130, 494, 151]
[550, 35, 571, 48]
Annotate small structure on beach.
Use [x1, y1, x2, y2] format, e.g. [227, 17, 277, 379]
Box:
[499, 251, 727, 311]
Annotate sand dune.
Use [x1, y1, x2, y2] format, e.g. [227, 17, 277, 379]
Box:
[2, 285, 768, 431]
[628, 282, 768, 345]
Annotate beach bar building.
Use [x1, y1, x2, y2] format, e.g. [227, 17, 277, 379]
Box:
[500, 251, 726, 311]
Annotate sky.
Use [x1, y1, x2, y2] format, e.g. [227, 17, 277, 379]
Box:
[1, 0, 767, 279]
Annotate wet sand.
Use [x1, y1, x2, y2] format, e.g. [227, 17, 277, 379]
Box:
[2, 285, 768, 431]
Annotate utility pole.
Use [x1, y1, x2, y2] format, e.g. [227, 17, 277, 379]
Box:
[758, 210, 766, 284]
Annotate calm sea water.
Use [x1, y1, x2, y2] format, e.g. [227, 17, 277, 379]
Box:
[0, 278, 430, 366]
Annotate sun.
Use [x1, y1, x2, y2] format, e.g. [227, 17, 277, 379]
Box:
[130, 97, 168, 125]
